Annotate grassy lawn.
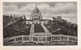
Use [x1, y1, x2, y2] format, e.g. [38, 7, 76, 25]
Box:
[34, 24, 45, 33]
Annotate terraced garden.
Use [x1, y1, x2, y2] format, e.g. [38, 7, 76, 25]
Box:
[34, 24, 45, 33]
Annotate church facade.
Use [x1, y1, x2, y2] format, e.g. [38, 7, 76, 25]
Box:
[25, 6, 49, 24]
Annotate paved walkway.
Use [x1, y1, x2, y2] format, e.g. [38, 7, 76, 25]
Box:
[30, 23, 50, 35]
[30, 24, 34, 35]
[41, 23, 50, 33]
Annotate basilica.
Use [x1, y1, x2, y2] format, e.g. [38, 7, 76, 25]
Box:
[25, 6, 49, 24]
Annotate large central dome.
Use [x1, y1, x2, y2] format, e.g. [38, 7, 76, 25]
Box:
[30, 5, 42, 24]
[31, 5, 42, 20]
[33, 6, 40, 13]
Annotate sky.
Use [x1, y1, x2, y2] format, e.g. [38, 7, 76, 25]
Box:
[3, 2, 77, 24]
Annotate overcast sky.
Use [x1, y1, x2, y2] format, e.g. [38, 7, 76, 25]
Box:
[3, 2, 77, 24]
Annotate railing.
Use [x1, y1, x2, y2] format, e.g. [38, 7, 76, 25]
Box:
[4, 34, 77, 45]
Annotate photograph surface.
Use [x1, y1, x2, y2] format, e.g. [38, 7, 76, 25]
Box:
[3, 2, 77, 46]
